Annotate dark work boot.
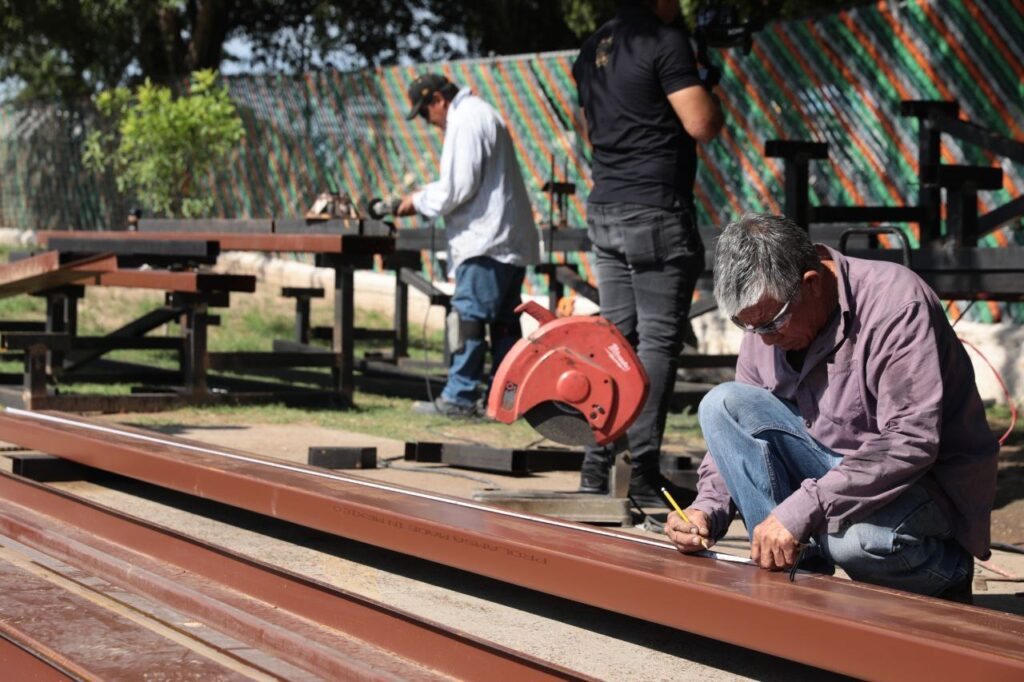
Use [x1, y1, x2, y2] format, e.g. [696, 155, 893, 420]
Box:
[578, 449, 611, 494]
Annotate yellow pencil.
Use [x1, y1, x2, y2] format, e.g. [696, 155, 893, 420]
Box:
[661, 487, 710, 550]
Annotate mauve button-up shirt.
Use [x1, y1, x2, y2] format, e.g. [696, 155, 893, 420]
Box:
[691, 246, 999, 559]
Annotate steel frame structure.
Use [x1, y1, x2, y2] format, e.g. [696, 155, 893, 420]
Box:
[1, 228, 396, 410]
[766, 99, 1024, 301]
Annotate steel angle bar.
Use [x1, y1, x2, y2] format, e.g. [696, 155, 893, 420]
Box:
[810, 205, 929, 223]
[0, 252, 118, 298]
[90, 271, 257, 293]
[930, 114, 1024, 164]
[38, 230, 394, 255]
[0, 471, 584, 682]
[46, 237, 220, 259]
[2, 334, 180, 352]
[273, 217, 394, 237]
[979, 195, 1024, 236]
[439, 443, 584, 474]
[208, 351, 343, 370]
[139, 218, 274, 233]
[1, 409, 1023, 681]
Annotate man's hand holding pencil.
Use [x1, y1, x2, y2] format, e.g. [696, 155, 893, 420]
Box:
[662, 488, 713, 553]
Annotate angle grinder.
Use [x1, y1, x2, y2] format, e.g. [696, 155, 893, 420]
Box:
[367, 197, 402, 220]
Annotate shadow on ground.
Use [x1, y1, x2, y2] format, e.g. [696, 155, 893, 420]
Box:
[123, 423, 250, 436]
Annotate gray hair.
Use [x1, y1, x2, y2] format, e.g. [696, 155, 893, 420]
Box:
[712, 213, 821, 318]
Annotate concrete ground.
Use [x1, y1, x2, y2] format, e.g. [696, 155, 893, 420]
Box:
[5, 418, 1020, 681]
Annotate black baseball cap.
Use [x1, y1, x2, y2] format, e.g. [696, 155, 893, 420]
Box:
[405, 73, 450, 120]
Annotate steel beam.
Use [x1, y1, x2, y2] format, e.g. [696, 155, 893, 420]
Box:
[208, 351, 343, 371]
[62, 306, 187, 372]
[87, 270, 256, 293]
[0, 471, 583, 681]
[1, 333, 181, 352]
[0, 541, 246, 679]
[0, 409, 1021, 681]
[439, 443, 584, 474]
[0, 633, 76, 681]
[38, 230, 394, 255]
[46, 236, 220, 259]
[138, 217, 274, 233]
[0, 252, 118, 298]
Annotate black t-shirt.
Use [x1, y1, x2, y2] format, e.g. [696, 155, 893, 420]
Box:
[573, 6, 703, 209]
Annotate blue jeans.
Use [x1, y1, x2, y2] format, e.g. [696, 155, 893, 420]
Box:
[441, 257, 525, 407]
[698, 381, 972, 596]
[584, 201, 704, 472]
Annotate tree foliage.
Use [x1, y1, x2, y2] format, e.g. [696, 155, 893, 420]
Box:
[558, 0, 869, 39]
[0, 0, 579, 103]
[1, 0, 867, 103]
[83, 69, 244, 218]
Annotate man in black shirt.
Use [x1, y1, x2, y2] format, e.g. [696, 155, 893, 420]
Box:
[573, 0, 723, 505]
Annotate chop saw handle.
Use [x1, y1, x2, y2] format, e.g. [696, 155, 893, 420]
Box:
[515, 301, 556, 325]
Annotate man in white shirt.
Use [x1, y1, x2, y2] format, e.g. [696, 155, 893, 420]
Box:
[397, 73, 542, 418]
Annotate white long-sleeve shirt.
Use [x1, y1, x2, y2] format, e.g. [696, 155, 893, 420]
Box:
[412, 89, 541, 273]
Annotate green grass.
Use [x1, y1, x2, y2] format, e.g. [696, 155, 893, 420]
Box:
[664, 407, 704, 450]
[0, 292, 46, 318]
[0, 243, 18, 261]
[120, 391, 546, 449]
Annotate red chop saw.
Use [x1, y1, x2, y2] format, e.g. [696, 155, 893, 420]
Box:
[487, 302, 648, 447]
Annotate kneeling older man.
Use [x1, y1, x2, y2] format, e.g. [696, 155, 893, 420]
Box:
[666, 213, 998, 602]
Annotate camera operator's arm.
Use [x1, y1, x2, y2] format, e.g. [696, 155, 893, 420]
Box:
[656, 17, 723, 144]
[667, 85, 723, 143]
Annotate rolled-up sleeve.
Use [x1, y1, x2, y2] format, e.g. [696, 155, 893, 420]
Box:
[773, 301, 943, 541]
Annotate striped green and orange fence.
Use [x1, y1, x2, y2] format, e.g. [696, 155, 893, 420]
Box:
[1, 0, 1021, 320]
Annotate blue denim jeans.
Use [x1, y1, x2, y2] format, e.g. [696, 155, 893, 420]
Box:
[698, 381, 972, 596]
[441, 257, 526, 407]
[584, 201, 704, 473]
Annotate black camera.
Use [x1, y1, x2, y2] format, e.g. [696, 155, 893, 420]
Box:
[692, 1, 765, 88]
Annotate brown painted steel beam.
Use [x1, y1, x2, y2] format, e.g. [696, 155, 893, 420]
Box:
[0, 633, 76, 681]
[0, 252, 118, 298]
[1, 409, 1022, 681]
[0, 470, 583, 681]
[0, 541, 249, 680]
[38, 230, 394, 255]
[85, 270, 257, 293]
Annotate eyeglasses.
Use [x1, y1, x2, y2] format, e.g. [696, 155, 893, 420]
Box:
[731, 286, 801, 335]
[418, 104, 430, 121]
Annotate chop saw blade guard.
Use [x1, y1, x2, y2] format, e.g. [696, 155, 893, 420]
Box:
[486, 302, 649, 446]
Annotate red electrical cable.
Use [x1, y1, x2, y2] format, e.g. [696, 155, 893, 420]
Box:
[958, 337, 1018, 446]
